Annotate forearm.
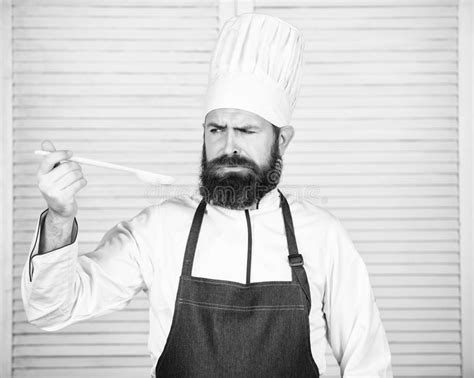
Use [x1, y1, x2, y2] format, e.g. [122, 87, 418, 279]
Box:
[38, 210, 75, 254]
[22, 206, 152, 331]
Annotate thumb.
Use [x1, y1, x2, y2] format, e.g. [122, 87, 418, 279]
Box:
[41, 140, 56, 152]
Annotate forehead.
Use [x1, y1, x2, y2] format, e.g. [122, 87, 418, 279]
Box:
[204, 108, 271, 127]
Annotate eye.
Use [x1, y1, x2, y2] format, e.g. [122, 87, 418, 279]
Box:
[238, 128, 255, 134]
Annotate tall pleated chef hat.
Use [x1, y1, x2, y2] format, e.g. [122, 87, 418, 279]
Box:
[203, 13, 305, 127]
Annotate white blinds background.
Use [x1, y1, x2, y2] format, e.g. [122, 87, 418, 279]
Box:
[11, 0, 462, 377]
[12, 1, 218, 377]
[253, 1, 460, 377]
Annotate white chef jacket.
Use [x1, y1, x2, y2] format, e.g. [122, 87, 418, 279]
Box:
[21, 187, 393, 377]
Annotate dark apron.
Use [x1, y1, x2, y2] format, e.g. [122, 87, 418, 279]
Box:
[155, 191, 319, 377]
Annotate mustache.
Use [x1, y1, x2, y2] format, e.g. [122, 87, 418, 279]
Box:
[205, 154, 262, 174]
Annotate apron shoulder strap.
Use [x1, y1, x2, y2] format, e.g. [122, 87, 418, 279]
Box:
[278, 190, 312, 313]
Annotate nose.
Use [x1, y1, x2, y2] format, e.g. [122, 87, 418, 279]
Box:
[223, 130, 240, 156]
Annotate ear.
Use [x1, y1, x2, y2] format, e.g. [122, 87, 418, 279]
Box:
[277, 126, 295, 155]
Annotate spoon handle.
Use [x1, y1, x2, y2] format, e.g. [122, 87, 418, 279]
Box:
[35, 150, 144, 175]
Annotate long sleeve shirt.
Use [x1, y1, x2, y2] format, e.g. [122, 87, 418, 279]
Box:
[21, 187, 393, 377]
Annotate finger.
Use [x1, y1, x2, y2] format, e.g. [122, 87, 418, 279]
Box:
[42, 140, 63, 169]
[62, 177, 88, 197]
[41, 140, 56, 153]
[54, 169, 83, 190]
[46, 161, 82, 183]
[38, 150, 73, 175]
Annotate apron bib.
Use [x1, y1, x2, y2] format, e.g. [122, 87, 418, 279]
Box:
[155, 191, 319, 378]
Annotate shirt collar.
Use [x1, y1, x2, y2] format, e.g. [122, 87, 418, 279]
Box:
[254, 187, 281, 211]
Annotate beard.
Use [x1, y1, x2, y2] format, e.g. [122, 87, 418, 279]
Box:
[199, 136, 283, 210]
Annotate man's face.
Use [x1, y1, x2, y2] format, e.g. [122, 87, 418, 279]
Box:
[199, 108, 282, 209]
[203, 108, 276, 169]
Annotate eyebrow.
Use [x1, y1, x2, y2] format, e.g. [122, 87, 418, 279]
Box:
[206, 122, 259, 129]
[206, 122, 226, 129]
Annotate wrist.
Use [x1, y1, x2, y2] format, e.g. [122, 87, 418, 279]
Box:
[47, 208, 75, 224]
[39, 209, 77, 254]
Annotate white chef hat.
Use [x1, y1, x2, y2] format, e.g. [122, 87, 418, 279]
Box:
[203, 13, 305, 127]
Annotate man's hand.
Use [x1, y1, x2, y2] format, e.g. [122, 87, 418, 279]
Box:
[37, 140, 87, 221]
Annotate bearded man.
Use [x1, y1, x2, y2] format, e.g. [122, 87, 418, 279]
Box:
[22, 13, 393, 378]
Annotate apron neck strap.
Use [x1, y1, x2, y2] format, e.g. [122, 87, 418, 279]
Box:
[182, 199, 207, 277]
[278, 190, 299, 256]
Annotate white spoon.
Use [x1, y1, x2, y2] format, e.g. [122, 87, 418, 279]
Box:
[34, 150, 175, 185]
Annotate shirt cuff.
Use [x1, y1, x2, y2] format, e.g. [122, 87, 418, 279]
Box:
[28, 208, 78, 282]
